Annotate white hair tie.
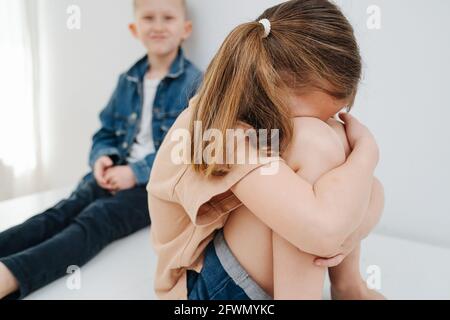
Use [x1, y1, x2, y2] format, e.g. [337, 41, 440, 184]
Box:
[258, 18, 271, 38]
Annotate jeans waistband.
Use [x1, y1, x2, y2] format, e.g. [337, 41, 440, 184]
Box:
[213, 229, 272, 300]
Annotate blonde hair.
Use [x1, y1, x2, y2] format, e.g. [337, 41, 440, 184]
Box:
[190, 0, 362, 176]
[133, 0, 188, 17]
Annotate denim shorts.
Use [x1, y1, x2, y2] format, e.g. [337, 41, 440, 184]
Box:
[187, 229, 272, 300]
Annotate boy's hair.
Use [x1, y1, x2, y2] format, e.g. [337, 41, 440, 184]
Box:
[133, 0, 188, 17]
[190, 0, 362, 176]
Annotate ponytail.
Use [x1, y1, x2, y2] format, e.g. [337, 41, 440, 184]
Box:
[190, 0, 362, 177]
[190, 21, 292, 176]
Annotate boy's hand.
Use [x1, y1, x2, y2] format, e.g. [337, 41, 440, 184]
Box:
[104, 165, 137, 192]
[94, 156, 115, 189]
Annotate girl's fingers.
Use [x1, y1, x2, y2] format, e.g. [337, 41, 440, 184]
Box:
[338, 112, 350, 123]
[338, 112, 359, 128]
[314, 254, 345, 267]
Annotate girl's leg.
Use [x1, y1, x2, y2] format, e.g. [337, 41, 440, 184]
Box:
[324, 160, 386, 299]
[329, 244, 365, 297]
[284, 117, 385, 300]
[272, 232, 326, 299]
[224, 117, 347, 299]
[272, 117, 384, 300]
[329, 245, 386, 300]
[270, 118, 346, 299]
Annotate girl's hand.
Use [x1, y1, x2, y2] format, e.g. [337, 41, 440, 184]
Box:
[313, 235, 358, 267]
[314, 254, 346, 268]
[338, 112, 379, 163]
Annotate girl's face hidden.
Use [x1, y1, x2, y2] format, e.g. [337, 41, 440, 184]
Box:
[288, 88, 350, 121]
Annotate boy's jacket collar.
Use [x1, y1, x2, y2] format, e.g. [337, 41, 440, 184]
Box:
[125, 47, 186, 82]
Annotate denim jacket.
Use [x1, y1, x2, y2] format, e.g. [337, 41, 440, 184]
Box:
[89, 48, 203, 186]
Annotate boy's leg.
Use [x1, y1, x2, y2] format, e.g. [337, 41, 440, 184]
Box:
[0, 174, 110, 258]
[0, 186, 149, 299]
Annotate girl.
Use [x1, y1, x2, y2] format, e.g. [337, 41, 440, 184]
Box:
[147, 0, 384, 300]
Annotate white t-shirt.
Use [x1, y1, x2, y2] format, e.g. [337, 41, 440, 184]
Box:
[127, 78, 161, 163]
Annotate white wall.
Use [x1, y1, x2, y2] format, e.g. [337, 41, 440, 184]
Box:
[36, 0, 142, 191]
[35, 0, 450, 247]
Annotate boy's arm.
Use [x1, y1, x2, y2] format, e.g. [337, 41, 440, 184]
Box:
[89, 77, 123, 169]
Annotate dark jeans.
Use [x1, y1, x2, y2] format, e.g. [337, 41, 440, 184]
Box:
[0, 173, 151, 299]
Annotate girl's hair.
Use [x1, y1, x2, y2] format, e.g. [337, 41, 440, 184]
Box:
[190, 0, 362, 176]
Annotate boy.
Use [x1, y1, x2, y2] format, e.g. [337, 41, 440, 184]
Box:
[0, 0, 202, 299]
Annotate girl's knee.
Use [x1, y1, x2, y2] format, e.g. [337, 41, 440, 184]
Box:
[284, 117, 346, 171]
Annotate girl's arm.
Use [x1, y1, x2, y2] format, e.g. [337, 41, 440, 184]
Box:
[231, 113, 379, 258]
[323, 119, 385, 256]
[271, 117, 384, 299]
[333, 177, 385, 253]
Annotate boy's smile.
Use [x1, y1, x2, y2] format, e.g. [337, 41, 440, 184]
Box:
[129, 0, 192, 58]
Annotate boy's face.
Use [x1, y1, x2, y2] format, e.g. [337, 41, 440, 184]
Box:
[129, 0, 192, 57]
